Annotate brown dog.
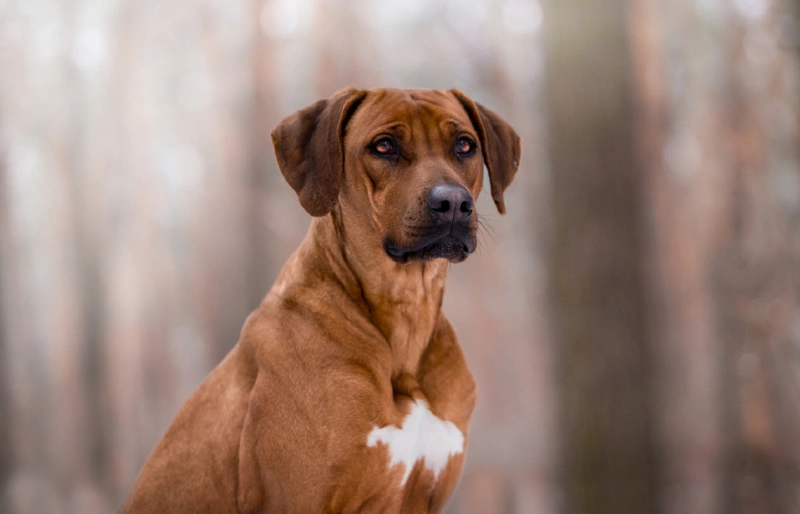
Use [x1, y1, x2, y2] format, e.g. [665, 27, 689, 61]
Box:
[119, 88, 520, 513]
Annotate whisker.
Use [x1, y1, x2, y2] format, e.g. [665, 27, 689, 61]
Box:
[477, 215, 498, 245]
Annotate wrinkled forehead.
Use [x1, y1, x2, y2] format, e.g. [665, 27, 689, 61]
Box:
[347, 89, 475, 140]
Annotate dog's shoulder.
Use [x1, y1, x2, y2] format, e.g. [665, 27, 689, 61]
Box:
[241, 284, 387, 361]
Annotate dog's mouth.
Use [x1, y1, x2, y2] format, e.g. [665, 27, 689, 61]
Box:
[384, 231, 477, 264]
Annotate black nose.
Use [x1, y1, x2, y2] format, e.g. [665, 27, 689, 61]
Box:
[427, 184, 474, 223]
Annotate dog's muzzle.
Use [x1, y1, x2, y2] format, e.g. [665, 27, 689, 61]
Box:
[385, 185, 478, 264]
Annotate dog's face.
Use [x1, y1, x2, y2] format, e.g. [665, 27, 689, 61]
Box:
[271, 88, 521, 264]
[341, 90, 485, 263]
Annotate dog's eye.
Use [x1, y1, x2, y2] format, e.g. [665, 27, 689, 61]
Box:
[456, 137, 475, 156]
[372, 138, 396, 156]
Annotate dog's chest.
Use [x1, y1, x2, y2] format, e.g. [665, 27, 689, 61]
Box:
[366, 400, 464, 487]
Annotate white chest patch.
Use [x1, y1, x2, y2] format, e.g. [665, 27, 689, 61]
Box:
[366, 400, 464, 486]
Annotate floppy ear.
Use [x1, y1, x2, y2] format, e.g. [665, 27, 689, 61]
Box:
[271, 87, 367, 216]
[450, 89, 521, 215]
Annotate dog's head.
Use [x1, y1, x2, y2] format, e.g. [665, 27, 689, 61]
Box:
[271, 88, 521, 264]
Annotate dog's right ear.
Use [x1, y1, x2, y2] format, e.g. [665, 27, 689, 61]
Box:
[271, 88, 367, 216]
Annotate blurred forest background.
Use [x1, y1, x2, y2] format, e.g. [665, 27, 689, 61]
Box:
[1, 0, 799, 513]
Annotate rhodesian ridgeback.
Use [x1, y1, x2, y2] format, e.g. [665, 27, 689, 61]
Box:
[120, 87, 521, 513]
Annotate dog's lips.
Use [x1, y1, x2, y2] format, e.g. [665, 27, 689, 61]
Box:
[384, 231, 476, 264]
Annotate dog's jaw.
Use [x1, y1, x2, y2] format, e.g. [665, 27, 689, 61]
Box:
[384, 235, 475, 264]
[383, 218, 478, 264]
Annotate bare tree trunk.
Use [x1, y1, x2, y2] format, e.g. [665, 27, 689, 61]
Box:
[66, 82, 112, 502]
[542, 1, 658, 512]
[245, 0, 278, 312]
[715, 18, 800, 512]
[628, 1, 725, 513]
[0, 150, 12, 514]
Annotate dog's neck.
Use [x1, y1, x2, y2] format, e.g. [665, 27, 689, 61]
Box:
[289, 214, 448, 389]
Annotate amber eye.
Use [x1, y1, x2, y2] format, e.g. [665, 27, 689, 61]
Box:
[372, 137, 396, 156]
[456, 137, 475, 155]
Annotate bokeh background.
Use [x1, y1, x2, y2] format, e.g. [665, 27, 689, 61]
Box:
[1, 0, 799, 512]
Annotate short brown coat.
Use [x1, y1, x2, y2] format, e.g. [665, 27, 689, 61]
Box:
[120, 88, 520, 514]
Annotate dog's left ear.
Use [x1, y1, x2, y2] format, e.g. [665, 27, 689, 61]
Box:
[271, 87, 367, 216]
[450, 89, 521, 215]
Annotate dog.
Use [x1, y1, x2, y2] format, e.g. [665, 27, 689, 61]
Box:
[119, 87, 521, 513]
